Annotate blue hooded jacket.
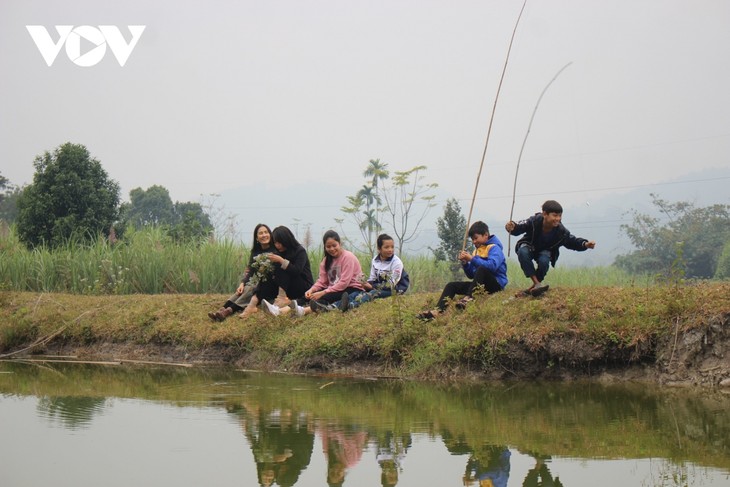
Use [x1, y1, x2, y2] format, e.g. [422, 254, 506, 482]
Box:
[462, 234, 508, 289]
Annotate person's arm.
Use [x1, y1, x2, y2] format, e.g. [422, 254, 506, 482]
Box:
[310, 260, 328, 292]
[561, 228, 593, 252]
[323, 252, 362, 293]
[388, 257, 404, 288]
[470, 245, 506, 272]
[507, 216, 532, 236]
[270, 246, 306, 275]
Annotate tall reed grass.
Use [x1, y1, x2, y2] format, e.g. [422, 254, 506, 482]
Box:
[0, 225, 643, 295]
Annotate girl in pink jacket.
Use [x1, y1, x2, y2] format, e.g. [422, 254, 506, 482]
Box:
[263, 230, 365, 316]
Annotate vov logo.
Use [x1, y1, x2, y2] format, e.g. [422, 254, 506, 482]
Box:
[26, 25, 146, 67]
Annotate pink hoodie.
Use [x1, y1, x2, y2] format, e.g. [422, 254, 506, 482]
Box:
[312, 249, 365, 294]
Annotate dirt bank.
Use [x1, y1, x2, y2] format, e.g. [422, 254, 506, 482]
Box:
[1, 286, 729, 387]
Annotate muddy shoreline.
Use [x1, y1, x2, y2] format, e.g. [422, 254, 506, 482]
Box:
[25, 314, 730, 387]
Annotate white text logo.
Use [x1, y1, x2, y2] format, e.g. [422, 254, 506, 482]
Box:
[26, 25, 146, 67]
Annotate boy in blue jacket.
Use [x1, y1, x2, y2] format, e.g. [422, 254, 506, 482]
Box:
[417, 221, 507, 320]
[506, 200, 595, 296]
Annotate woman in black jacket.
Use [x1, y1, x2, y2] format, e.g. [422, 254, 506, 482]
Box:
[242, 226, 314, 316]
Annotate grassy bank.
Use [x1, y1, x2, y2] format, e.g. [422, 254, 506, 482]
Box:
[1, 282, 728, 382]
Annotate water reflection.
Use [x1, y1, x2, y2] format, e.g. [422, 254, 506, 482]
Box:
[36, 395, 108, 429]
[230, 402, 314, 487]
[1, 362, 729, 487]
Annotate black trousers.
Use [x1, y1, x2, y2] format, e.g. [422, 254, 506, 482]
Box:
[436, 266, 503, 311]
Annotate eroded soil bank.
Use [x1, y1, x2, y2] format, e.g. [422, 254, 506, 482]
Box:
[1, 286, 729, 387]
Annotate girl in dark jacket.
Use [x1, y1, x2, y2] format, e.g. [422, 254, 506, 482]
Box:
[243, 226, 314, 316]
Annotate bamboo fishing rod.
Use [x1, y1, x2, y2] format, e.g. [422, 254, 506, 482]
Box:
[507, 61, 573, 255]
[463, 0, 528, 251]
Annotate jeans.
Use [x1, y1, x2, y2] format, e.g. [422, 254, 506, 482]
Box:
[517, 245, 551, 281]
[348, 288, 392, 309]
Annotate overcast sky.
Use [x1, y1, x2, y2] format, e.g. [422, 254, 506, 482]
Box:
[1, 0, 729, 254]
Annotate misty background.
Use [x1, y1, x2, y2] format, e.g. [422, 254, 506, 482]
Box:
[2, 0, 729, 266]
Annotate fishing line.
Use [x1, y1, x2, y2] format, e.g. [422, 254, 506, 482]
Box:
[507, 61, 573, 255]
[462, 0, 528, 251]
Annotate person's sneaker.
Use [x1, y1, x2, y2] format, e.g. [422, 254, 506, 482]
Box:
[310, 300, 327, 313]
[262, 299, 280, 316]
[288, 300, 305, 317]
[339, 292, 350, 312]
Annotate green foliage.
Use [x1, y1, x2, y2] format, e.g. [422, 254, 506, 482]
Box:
[340, 160, 390, 255]
[0, 223, 650, 295]
[121, 185, 175, 227]
[715, 240, 730, 280]
[0, 172, 21, 223]
[120, 186, 213, 242]
[432, 198, 466, 261]
[380, 165, 438, 254]
[615, 194, 730, 278]
[16, 143, 120, 249]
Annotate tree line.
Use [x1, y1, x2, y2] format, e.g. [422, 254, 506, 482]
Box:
[2, 142, 212, 249]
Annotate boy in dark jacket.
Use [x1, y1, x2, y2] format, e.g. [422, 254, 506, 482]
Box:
[417, 221, 507, 320]
[505, 200, 595, 296]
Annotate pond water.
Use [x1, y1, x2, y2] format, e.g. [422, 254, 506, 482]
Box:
[1, 362, 728, 487]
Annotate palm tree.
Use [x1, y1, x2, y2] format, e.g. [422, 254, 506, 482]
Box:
[363, 159, 389, 247]
[356, 184, 379, 253]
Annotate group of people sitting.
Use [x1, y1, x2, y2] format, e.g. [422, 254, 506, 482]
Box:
[208, 225, 410, 321]
[208, 200, 596, 322]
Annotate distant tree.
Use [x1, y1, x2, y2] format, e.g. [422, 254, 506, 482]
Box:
[614, 194, 730, 278]
[381, 165, 438, 254]
[432, 197, 468, 256]
[120, 185, 212, 242]
[121, 185, 175, 227]
[715, 241, 730, 280]
[363, 158, 389, 233]
[340, 192, 377, 255]
[170, 201, 213, 241]
[0, 172, 21, 223]
[16, 143, 120, 248]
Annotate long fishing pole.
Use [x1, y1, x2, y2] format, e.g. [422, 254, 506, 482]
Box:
[463, 0, 528, 251]
[507, 61, 573, 255]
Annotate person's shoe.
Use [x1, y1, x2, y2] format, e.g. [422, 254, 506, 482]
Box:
[529, 282, 550, 297]
[262, 299, 281, 316]
[288, 300, 305, 317]
[416, 310, 436, 321]
[455, 296, 474, 310]
[209, 307, 232, 322]
[309, 300, 327, 313]
[339, 292, 350, 312]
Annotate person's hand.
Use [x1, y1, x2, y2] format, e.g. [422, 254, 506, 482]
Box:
[585, 241, 596, 249]
[267, 253, 284, 264]
[236, 283, 244, 295]
[307, 290, 325, 301]
[458, 250, 471, 263]
[363, 282, 373, 291]
[505, 221, 516, 232]
[305, 289, 322, 300]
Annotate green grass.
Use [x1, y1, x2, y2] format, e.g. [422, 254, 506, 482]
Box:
[1, 281, 728, 378]
[0, 225, 645, 294]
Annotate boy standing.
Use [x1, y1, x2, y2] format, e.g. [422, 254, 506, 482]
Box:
[417, 221, 507, 320]
[505, 200, 595, 296]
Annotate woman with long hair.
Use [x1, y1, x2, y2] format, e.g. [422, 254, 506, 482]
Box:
[263, 230, 365, 316]
[208, 223, 272, 321]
